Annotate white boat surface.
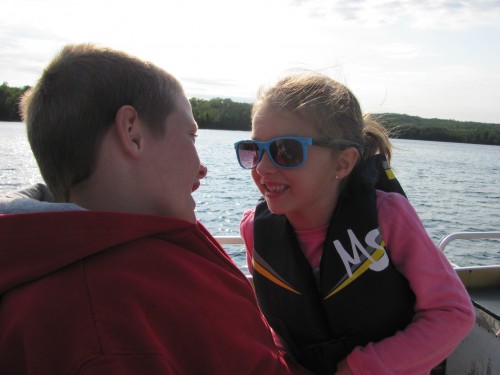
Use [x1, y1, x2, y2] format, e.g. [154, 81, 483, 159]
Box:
[438, 232, 500, 375]
[215, 231, 500, 375]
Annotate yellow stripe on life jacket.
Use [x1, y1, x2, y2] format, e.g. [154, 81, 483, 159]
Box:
[253, 258, 301, 295]
[323, 247, 386, 300]
[385, 168, 396, 180]
[382, 160, 396, 180]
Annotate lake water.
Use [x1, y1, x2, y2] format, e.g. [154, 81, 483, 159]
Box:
[1, 122, 499, 273]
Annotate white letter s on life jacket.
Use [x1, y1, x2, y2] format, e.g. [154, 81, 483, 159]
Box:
[365, 228, 389, 271]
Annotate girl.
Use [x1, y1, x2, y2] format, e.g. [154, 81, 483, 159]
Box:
[234, 74, 475, 375]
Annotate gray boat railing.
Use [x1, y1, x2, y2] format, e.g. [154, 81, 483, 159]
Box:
[216, 232, 500, 250]
[438, 231, 500, 252]
[215, 236, 244, 245]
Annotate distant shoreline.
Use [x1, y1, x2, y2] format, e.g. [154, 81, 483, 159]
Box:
[1, 82, 499, 145]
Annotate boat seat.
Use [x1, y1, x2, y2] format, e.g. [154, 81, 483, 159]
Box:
[467, 286, 500, 321]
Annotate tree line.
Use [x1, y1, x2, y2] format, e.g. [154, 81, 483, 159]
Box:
[2, 82, 499, 145]
[0, 82, 30, 121]
[373, 113, 500, 146]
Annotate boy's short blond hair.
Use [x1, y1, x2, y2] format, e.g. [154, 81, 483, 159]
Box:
[21, 43, 183, 201]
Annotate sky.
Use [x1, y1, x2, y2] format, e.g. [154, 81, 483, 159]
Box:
[2, 0, 500, 123]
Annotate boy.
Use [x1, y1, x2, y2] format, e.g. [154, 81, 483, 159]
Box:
[0, 44, 310, 375]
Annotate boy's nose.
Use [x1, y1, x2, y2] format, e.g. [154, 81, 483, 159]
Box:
[199, 162, 208, 179]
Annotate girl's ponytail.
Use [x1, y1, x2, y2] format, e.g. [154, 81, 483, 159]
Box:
[362, 114, 393, 163]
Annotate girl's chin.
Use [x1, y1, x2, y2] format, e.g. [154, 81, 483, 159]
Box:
[264, 200, 287, 215]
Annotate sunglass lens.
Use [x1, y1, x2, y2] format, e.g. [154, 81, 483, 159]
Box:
[270, 139, 304, 167]
[237, 142, 259, 169]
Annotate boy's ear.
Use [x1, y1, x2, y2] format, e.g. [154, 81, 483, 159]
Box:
[335, 147, 360, 179]
[114, 105, 144, 159]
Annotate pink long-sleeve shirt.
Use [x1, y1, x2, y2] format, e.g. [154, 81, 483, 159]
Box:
[240, 190, 475, 375]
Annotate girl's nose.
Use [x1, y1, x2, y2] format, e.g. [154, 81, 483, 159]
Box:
[255, 151, 276, 174]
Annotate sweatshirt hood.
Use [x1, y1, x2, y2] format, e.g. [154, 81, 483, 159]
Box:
[0, 200, 200, 296]
[0, 183, 82, 214]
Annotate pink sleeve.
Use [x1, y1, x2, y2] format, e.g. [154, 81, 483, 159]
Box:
[240, 209, 256, 275]
[346, 192, 475, 375]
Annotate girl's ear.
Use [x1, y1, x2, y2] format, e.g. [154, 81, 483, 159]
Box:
[335, 147, 360, 179]
[114, 105, 144, 159]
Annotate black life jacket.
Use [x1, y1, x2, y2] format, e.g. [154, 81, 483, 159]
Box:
[252, 154, 416, 375]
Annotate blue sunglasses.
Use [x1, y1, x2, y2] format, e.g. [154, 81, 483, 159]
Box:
[234, 136, 361, 170]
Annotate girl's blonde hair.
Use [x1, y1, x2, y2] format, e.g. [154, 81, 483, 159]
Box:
[252, 73, 392, 162]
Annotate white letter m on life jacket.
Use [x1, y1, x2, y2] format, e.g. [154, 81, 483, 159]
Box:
[333, 228, 389, 278]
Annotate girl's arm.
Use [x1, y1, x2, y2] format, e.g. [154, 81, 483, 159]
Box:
[346, 191, 475, 375]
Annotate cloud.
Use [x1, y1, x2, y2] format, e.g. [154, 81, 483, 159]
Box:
[291, 0, 500, 29]
[368, 42, 425, 59]
[0, 23, 66, 85]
